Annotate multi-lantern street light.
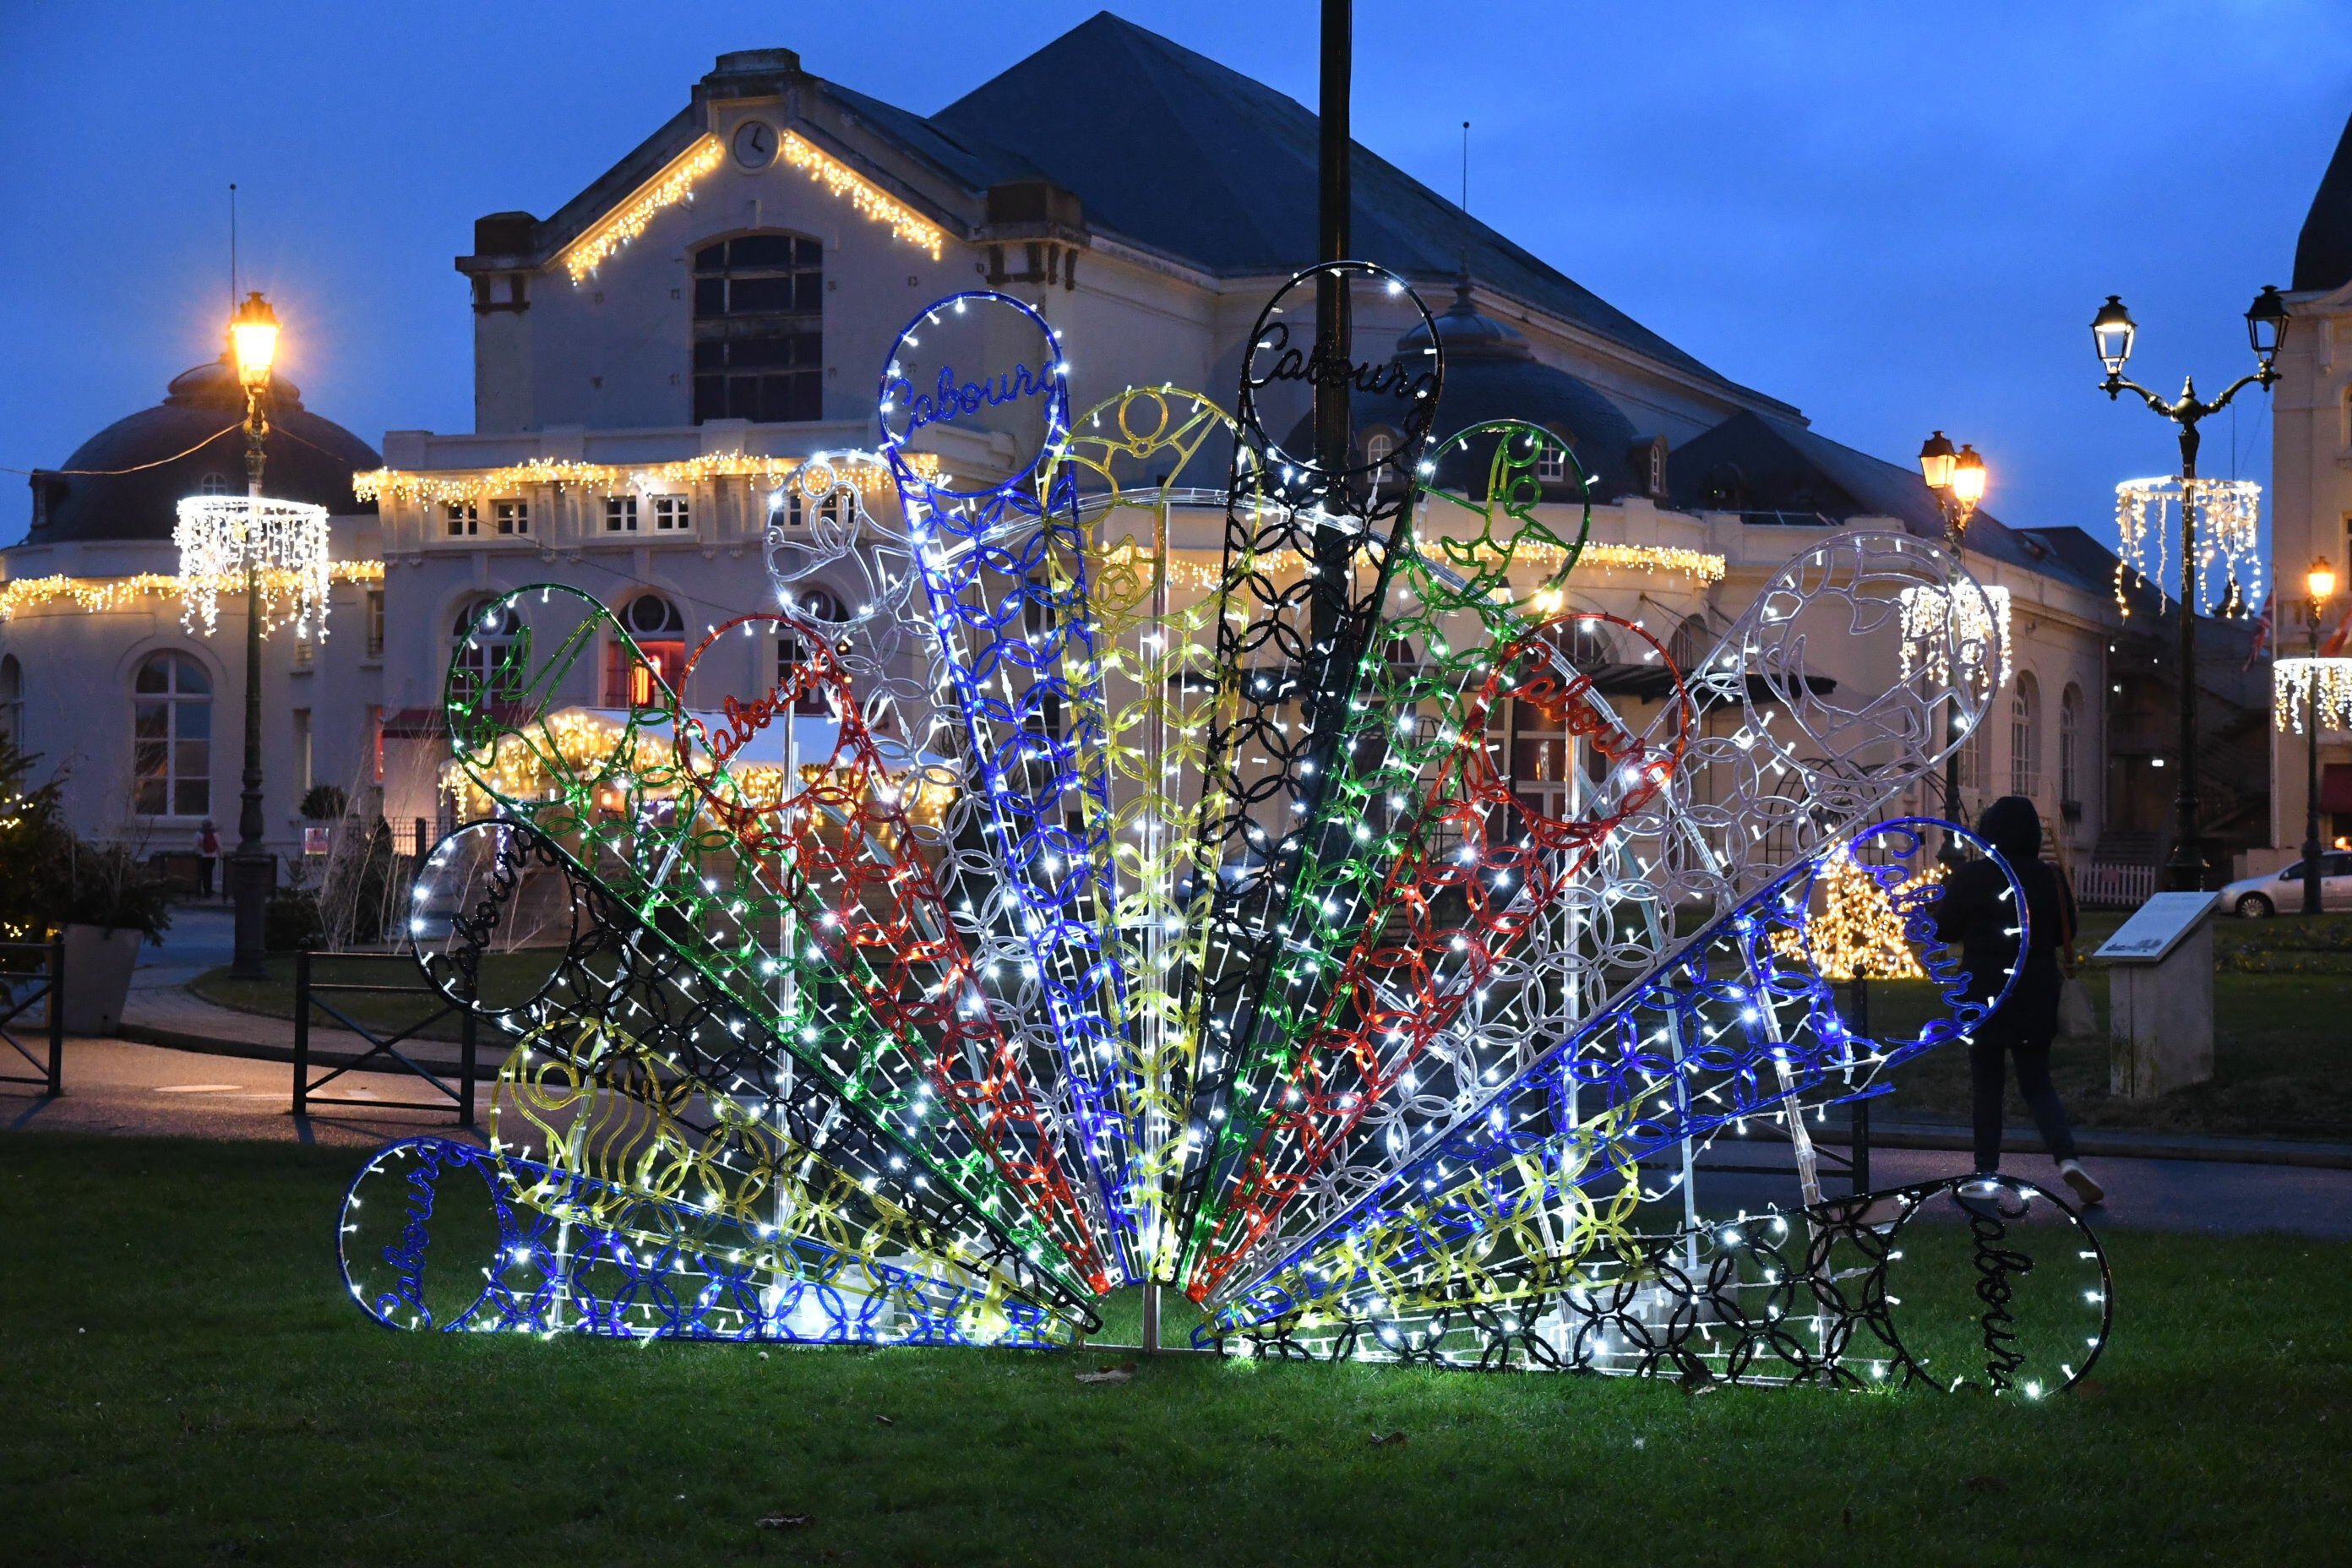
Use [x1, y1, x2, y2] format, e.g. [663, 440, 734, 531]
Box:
[226, 292, 280, 978]
[2090, 285, 2289, 892]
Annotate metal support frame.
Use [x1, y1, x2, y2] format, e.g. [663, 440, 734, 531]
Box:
[291, 948, 479, 1124]
[0, 938, 65, 1097]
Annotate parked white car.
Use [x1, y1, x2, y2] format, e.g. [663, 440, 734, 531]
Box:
[2219, 851, 2352, 917]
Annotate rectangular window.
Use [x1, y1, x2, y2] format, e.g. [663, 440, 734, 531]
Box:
[495, 498, 530, 536]
[445, 503, 479, 537]
[294, 634, 314, 667]
[293, 709, 313, 795]
[651, 494, 691, 531]
[365, 590, 384, 659]
[604, 496, 638, 533]
[692, 233, 825, 425]
[369, 705, 384, 784]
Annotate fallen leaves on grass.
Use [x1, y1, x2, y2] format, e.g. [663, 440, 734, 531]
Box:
[1075, 1362, 1136, 1385]
[756, 1512, 814, 1530]
[1368, 1431, 1408, 1448]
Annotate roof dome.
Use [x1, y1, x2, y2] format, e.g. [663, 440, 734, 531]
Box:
[23, 356, 379, 546]
[1366, 278, 1644, 500]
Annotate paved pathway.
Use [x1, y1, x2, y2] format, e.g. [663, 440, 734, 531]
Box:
[1, 906, 2339, 1239]
[2, 1036, 477, 1148]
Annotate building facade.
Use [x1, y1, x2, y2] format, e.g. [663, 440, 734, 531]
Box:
[2269, 110, 2352, 858]
[5, 14, 2150, 901]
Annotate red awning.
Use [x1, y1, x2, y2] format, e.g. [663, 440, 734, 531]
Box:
[2322, 764, 2352, 815]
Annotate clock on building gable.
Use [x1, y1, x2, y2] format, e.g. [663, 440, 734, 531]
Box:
[731, 118, 777, 172]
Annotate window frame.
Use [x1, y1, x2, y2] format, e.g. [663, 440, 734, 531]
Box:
[604, 495, 639, 533]
[445, 502, 480, 538]
[691, 231, 825, 426]
[2009, 672, 2042, 800]
[494, 498, 531, 536]
[130, 651, 213, 819]
[651, 493, 692, 532]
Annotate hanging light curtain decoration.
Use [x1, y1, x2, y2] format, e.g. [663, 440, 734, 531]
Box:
[2113, 476, 2262, 618]
[172, 496, 334, 638]
[2273, 657, 2352, 735]
[1897, 583, 2012, 692]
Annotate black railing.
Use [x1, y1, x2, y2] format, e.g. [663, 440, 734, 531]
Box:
[0, 938, 64, 1097]
[292, 949, 479, 1124]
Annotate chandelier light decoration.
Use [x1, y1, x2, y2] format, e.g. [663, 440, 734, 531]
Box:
[343, 274, 2111, 1397]
[2113, 476, 2262, 618]
[2273, 656, 2352, 735]
[1898, 583, 2012, 692]
[172, 496, 334, 638]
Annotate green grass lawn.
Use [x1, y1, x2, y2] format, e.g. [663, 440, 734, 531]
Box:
[2, 1131, 2345, 1567]
[1871, 912, 2352, 1141]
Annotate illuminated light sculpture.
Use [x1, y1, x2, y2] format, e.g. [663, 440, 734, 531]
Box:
[2113, 475, 2263, 618]
[172, 496, 334, 639]
[340, 271, 2111, 1396]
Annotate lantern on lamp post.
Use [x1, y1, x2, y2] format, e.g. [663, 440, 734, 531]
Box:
[176, 291, 331, 979]
[1919, 433, 1992, 861]
[2280, 558, 2347, 917]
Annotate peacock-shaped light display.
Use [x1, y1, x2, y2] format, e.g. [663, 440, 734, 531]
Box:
[343, 270, 2111, 1396]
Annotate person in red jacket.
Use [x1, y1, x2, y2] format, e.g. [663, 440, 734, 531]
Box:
[196, 820, 220, 900]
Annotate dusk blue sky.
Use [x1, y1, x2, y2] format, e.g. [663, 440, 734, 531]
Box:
[3, 2, 2347, 552]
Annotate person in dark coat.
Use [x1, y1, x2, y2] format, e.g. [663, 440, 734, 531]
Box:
[1930, 794, 2104, 1206]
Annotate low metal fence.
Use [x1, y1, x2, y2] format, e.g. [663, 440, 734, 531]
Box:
[0, 938, 64, 1097]
[292, 949, 479, 1124]
[2075, 861, 2157, 909]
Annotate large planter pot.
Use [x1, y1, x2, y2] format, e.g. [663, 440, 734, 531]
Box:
[61, 924, 144, 1036]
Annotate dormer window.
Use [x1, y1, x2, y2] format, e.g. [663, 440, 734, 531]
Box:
[693, 233, 823, 424]
[196, 472, 233, 497]
[1364, 432, 1394, 472]
[1534, 445, 1567, 483]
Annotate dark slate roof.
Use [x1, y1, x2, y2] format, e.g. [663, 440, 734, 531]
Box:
[1663, 411, 2108, 596]
[23, 359, 379, 546]
[2294, 110, 2352, 293]
[1378, 280, 1642, 498]
[929, 13, 1789, 412]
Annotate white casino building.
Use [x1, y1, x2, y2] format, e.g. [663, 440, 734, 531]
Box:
[3, 14, 2132, 890]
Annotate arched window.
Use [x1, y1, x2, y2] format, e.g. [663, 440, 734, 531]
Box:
[2009, 672, 2041, 799]
[195, 471, 233, 497]
[1363, 431, 1394, 473]
[607, 593, 687, 708]
[776, 586, 842, 716]
[132, 652, 211, 816]
[693, 233, 823, 424]
[450, 599, 524, 705]
[2059, 683, 2082, 806]
[0, 655, 20, 743]
[1564, 615, 1617, 670]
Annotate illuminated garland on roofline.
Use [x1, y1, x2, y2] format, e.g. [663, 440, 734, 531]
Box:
[0, 561, 383, 623]
[1132, 538, 1724, 596]
[558, 130, 945, 285]
[354, 449, 937, 508]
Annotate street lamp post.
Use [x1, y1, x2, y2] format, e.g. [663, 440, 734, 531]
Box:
[2303, 557, 2338, 917]
[226, 291, 280, 980]
[2091, 285, 2289, 893]
[1919, 431, 1987, 863]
